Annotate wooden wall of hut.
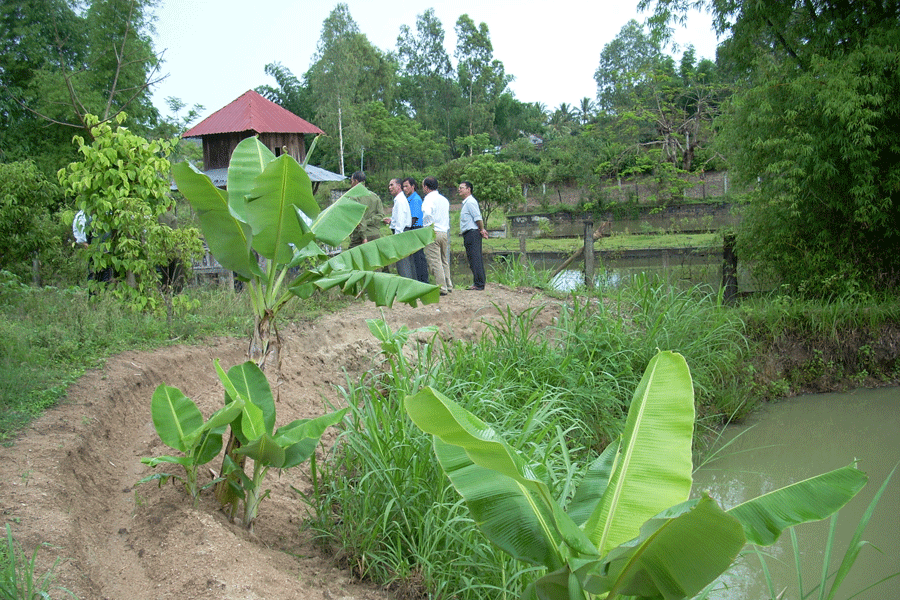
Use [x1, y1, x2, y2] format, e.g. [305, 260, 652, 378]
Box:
[201, 131, 309, 170]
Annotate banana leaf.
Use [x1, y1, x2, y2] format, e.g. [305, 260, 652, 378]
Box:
[309, 195, 367, 247]
[566, 440, 619, 527]
[584, 350, 695, 555]
[227, 137, 276, 221]
[171, 161, 256, 278]
[246, 154, 319, 263]
[726, 462, 868, 545]
[150, 384, 203, 453]
[405, 387, 598, 569]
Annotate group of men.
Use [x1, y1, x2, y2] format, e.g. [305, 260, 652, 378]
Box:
[348, 171, 488, 293]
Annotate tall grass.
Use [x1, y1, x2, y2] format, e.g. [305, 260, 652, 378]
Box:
[308, 315, 601, 600]
[309, 278, 755, 599]
[0, 272, 349, 441]
[0, 525, 76, 599]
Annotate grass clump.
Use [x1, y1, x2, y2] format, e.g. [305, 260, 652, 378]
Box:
[0, 525, 76, 599]
[310, 276, 753, 599]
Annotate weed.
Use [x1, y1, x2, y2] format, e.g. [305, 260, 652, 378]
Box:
[0, 525, 77, 599]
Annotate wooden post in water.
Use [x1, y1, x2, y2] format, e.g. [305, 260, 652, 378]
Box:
[722, 233, 738, 303]
[583, 220, 595, 289]
[519, 234, 527, 266]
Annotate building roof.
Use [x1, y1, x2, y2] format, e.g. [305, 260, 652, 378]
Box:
[182, 90, 324, 138]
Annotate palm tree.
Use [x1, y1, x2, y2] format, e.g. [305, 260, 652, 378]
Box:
[578, 97, 596, 124]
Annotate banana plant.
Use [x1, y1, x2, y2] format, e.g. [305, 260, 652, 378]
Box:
[172, 136, 438, 374]
[174, 136, 437, 511]
[139, 384, 245, 505]
[214, 360, 348, 529]
[404, 351, 868, 600]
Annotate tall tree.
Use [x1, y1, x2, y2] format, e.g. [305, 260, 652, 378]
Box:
[643, 0, 900, 293]
[593, 19, 665, 114]
[0, 0, 162, 173]
[307, 4, 395, 175]
[396, 8, 457, 146]
[453, 14, 512, 152]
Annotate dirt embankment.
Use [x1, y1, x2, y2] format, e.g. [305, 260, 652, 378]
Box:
[0, 285, 555, 600]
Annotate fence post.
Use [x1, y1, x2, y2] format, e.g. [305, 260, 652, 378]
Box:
[584, 220, 595, 289]
[722, 233, 738, 303]
[519, 234, 527, 266]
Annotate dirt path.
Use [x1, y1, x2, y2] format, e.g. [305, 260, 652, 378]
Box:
[0, 285, 557, 600]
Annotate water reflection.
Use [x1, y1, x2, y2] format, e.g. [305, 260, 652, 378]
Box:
[692, 387, 900, 600]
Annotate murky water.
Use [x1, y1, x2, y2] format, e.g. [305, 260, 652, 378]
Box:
[692, 387, 900, 599]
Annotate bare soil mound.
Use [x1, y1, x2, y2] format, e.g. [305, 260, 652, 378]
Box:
[1, 285, 556, 600]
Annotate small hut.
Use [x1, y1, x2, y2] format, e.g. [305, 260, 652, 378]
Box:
[183, 89, 324, 168]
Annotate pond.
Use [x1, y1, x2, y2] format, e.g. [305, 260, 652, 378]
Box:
[692, 386, 900, 600]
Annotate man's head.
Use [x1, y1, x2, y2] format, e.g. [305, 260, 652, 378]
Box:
[388, 178, 402, 196]
[458, 181, 473, 199]
[350, 171, 366, 187]
[401, 177, 417, 197]
[423, 176, 438, 193]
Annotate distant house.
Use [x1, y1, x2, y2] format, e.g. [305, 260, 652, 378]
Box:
[182, 89, 343, 189]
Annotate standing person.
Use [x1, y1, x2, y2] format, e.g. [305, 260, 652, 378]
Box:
[402, 177, 430, 284]
[421, 177, 453, 295]
[348, 171, 386, 248]
[388, 178, 415, 279]
[458, 180, 488, 290]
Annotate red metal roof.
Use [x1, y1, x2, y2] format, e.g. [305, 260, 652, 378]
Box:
[182, 89, 324, 138]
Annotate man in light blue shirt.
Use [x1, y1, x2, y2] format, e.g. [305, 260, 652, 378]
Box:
[458, 180, 488, 290]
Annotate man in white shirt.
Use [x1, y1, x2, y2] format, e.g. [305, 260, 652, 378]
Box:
[388, 178, 415, 279]
[421, 176, 453, 295]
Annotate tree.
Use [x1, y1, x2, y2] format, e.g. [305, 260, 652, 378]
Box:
[643, 0, 900, 293]
[458, 155, 523, 224]
[355, 101, 445, 172]
[578, 97, 596, 125]
[0, 161, 64, 282]
[396, 8, 457, 147]
[57, 113, 203, 312]
[454, 14, 513, 150]
[0, 0, 163, 174]
[255, 61, 313, 122]
[594, 19, 665, 114]
[307, 4, 396, 175]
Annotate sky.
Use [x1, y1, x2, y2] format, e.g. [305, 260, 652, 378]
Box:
[149, 0, 721, 123]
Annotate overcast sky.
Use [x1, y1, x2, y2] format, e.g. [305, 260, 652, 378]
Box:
[149, 0, 720, 122]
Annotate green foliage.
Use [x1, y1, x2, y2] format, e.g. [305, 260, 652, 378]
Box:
[0, 524, 76, 599]
[57, 113, 203, 310]
[140, 382, 245, 504]
[307, 4, 396, 175]
[645, 0, 900, 293]
[751, 465, 897, 600]
[0, 161, 64, 279]
[447, 155, 522, 224]
[217, 361, 347, 528]
[725, 42, 900, 293]
[356, 102, 445, 171]
[0, 0, 161, 174]
[405, 351, 867, 600]
[310, 313, 595, 599]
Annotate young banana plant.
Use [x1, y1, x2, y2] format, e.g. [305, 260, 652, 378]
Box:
[405, 350, 868, 600]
